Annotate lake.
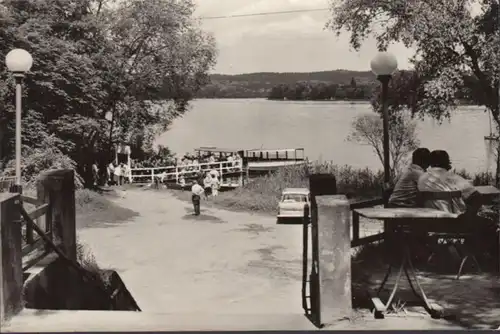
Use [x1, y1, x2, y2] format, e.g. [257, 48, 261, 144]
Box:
[156, 99, 497, 173]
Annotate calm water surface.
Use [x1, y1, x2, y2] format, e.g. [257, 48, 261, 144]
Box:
[157, 99, 497, 173]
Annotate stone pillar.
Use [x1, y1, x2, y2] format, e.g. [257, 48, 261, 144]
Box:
[316, 194, 352, 326]
[37, 169, 76, 262]
[0, 192, 23, 321]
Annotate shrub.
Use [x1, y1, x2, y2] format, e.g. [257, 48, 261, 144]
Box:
[453, 169, 495, 186]
[1, 136, 84, 189]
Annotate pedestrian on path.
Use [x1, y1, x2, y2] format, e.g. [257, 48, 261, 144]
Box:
[114, 163, 122, 185]
[210, 174, 220, 197]
[92, 162, 99, 186]
[191, 180, 204, 216]
[203, 173, 212, 199]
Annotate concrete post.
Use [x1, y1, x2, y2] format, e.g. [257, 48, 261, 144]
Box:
[0, 192, 23, 321]
[316, 194, 352, 326]
[37, 169, 76, 262]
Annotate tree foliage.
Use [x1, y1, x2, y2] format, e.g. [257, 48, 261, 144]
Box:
[0, 0, 216, 186]
[328, 0, 500, 184]
[267, 81, 371, 101]
[347, 113, 420, 176]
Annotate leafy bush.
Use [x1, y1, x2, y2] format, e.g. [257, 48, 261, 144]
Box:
[1, 136, 84, 189]
[453, 169, 495, 186]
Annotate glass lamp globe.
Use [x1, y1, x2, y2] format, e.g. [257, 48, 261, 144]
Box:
[5, 48, 33, 73]
[370, 52, 398, 76]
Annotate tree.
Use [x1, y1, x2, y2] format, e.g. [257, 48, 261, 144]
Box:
[347, 113, 420, 177]
[0, 0, 216, 187]
[327, 0, 500, 185]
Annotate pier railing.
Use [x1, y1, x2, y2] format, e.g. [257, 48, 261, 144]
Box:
[130, 160, 244, 186]
[244, 148, 305, 161]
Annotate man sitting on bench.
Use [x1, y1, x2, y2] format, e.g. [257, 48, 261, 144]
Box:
[388, 148, 431, 208]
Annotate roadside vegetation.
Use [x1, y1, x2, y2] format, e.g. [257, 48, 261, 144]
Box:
[171, 162, 496, 215]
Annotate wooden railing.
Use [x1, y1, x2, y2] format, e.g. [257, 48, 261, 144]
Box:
[1, 170, 79, 321]
[350, 197, 385, 247]
[130, 160, 244, 185]
[19, 194, 52, 270]
[244, 148, 305, 161]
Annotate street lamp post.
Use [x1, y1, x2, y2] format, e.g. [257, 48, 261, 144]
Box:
[5, 48, 33, 194]
[370, 52, 398, 202]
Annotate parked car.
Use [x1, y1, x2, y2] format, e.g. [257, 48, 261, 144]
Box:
[277, 188, 310, 223]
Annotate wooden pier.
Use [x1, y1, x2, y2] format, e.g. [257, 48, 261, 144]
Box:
[130, 147, 307, 188]
[130, 160, 244, 188]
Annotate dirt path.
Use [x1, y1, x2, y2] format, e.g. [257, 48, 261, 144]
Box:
[77, 188, 305, 314]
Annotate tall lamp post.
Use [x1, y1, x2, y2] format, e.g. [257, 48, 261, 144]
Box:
[5, 48, 33, 194]
[370, 52, 398, 202]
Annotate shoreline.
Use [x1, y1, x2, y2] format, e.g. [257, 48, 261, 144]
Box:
[190, 97, 483, 107]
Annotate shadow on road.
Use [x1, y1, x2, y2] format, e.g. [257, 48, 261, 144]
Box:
[181, 207, 227, 224]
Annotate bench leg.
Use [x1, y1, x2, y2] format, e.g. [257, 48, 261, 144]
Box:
[372, 236, 445, 319]
[405, 245, 444, 318]
[371, 252, 406, 318]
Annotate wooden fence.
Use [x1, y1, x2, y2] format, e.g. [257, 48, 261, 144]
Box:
[131, 160, 244, 187]
[1, 169, 77, 321]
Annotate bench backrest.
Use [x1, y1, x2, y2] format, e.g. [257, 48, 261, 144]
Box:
[418, 190, 483, 218]
[417, 190, 463, 214]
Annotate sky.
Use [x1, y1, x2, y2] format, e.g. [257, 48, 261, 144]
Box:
[194, 0, 415, 75]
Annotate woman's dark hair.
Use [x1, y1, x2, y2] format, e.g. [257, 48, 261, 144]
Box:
[429, 150, 452, 170]
[412, 148, 431, 167]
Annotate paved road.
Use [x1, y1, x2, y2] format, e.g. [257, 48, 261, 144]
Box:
[78, 188, 306, 314]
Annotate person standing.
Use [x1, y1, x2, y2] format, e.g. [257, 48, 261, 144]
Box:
[92, 162, 99, 187]
[203, 173, 212, 199]
[191, 180, 204, 216]
[122, 163, 130, 184]
[114, 163, 122, 186]
[210, 174, 220, 197]
[107, 162, 115, 186]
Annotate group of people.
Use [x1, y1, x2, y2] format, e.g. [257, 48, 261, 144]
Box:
[178, 152, 242, 172]
[388, 148, 498, 257]
[388, 148, 480, 215]
[154, 152, 243, 185]
[190, 169, 222, 215]
[105, 161, 131, 186]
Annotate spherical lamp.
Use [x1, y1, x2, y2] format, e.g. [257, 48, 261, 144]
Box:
[5, 48, 33, 75]
[370, 52, 398, 77]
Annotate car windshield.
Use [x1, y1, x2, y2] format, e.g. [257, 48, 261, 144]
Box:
[282, 194, 307, 202]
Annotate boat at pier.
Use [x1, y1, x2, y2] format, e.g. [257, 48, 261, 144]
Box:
[130, 147, 307, 189]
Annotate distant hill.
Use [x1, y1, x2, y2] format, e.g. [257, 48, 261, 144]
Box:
[196, 70, 377, 99]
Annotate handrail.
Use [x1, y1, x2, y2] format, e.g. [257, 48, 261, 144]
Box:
[21, 195, 41, 206]
[130, 159, 244, 184]
[19, 203, 137, 311]
[349, 196, 384, 247]
[131, 160, 241, 172]
[349, 197, 384, 210]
